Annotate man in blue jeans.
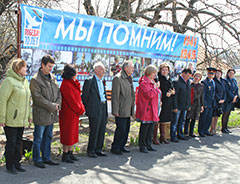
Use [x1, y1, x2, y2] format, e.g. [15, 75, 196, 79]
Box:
[171, 68, 192, 142]
[30, 55, 61, 168]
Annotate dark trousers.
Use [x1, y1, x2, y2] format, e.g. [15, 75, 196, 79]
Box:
[138, 123, 155, 149]
[198, 107, 213, 135]
[184, 119, 196, 135]
[87, 103, 107, 153]
[111, 117, 130, 151]
[222, 111, 231, 130]
[4, 126, 24, 169]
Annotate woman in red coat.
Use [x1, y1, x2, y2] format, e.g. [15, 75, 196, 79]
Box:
[136, 65, 161, 153]
[59, 64, 85, 163]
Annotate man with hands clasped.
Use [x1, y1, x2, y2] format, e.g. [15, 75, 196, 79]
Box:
[30, 55, 61, 168]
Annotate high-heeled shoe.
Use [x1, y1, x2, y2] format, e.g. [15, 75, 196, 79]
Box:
[153, 138, 160, 145]
[160, 139, 169, 144]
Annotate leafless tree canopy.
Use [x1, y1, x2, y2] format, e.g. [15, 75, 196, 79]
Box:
[83, 0, 240, 67]
[0, 0, 240, 80]
[0, 0, 63, 80]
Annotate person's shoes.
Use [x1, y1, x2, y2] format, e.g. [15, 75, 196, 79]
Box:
[199, 134, 205, 137]
[177, 136, 188, 140]
[221, 128, 229, 134]
[43, 160, 59, 166]
[62, 152, 74, 163]
[34, 162, 46, 168]
[170, 138, 179, 143]
[6, 168, 18, 174]
[88, 153, 98, 158]
[15, 165, 26, 172]
[152, 138, 160, 145]
[160, 139, 169, 144]
[69, 151, 79, 161]
[111, 149, 123, 155]
[189, 134, 197, 138]
[226, 128, 232, 133]
[121, 147, 130, 153]
[205, 132, 213, 136]
[140, 148, 148, 153]
[96, 151, 107, 156]
[147, 146, 157, 151]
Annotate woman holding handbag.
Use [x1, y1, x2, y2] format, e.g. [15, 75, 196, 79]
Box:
[59, 64, 85, 163]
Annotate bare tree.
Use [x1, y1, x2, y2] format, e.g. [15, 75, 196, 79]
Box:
[83, 0, 240, 67]
[0, 0, 63, 80]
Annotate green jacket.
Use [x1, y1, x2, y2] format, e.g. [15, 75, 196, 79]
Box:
[0, 68, 32, 127]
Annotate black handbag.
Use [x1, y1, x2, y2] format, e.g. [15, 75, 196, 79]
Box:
[234, 98, 240, 108]
[21, 137, 33, 155]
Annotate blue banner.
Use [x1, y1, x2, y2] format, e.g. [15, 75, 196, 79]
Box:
[20, 4, 199, 62]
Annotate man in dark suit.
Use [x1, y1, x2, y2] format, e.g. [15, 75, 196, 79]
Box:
[171, 68, 192, 142]
[198, 67, 216, 137]
[81, 62, 108, 158]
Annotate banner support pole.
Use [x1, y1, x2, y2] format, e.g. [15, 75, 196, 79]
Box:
[17, 0, 22, 58]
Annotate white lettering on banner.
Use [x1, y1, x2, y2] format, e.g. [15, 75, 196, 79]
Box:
[150, 31, 163, 50]
[52, 15, 179, 52]
[98, 22, 114, 43]
[54, 16, 75, 40]
[141, 29, 154, 48]
[75, 18, 87, 41]
[24, 36, 39, 46]
[86, 21, 95, 42]
[129, 27, 142, 47]
[159, 34, 173, 51]
[113, 24, 129, 46]
[171, 35, 178, 51]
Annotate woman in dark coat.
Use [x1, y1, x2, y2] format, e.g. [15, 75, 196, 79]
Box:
[59, 64, 85, 163]
[153, 63, 175, 144]
[210, 69, 226, 135]
[222, 69, 239, 133]
[184, 72, 204, 137]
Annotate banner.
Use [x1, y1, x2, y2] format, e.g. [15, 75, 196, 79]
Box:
[20, 4, 199, 62]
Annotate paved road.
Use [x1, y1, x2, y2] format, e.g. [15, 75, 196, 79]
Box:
[1, 128, 240, 184]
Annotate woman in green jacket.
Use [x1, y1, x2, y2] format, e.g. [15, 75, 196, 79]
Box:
[0, 59, 32, 174]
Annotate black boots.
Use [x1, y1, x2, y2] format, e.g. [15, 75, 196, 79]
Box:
[69, 151, 79, 161]
[62, 151, 79, 163]
[62, 152, 74, 163]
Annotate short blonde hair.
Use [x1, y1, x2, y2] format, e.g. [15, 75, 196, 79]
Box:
[193, 72, 202, 79]
[144, 64, 158, 76]
[159, 62, 170, 72]
[11, 58, 27, 73]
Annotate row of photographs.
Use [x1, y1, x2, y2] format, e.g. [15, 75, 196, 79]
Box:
[21, 48, 196, 80]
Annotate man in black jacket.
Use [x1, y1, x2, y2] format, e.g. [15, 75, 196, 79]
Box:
[81, 62, 108, 158]
[171, 68, 192, 142]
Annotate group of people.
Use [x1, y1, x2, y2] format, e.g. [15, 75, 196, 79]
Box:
[0, 55, 238, 175]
